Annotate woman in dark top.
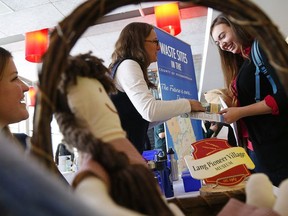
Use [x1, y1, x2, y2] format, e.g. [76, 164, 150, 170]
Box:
[109, 22, 204, 153]
[210, 14, 288, 186]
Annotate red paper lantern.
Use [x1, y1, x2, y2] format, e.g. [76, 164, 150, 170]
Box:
[155, 2, 181, 36]
[25, 28, 49, 63]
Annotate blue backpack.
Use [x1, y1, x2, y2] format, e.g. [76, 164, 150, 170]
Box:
[251, 40, 277, 102]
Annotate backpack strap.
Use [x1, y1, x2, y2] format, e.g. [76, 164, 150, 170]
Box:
[251, 40, 277, 102]
[110, 59, 124, 79]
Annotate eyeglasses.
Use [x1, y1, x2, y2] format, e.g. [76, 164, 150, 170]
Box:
[145, 39, 159, 46]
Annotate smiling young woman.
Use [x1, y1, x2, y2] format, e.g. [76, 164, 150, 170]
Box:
[210, 14, 288, 187]
[0, 47, 29, 133]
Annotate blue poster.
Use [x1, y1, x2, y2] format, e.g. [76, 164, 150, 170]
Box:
[154, 27, 203, 170]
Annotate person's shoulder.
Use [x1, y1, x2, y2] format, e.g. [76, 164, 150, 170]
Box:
[118, 59, 142, 74]
[120, 59, 139, 66]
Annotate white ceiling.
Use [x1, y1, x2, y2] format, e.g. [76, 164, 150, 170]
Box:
[0, 0, 178, 44]
[0, 0, 208, 83]
[1, 0, 287, 42]
[0, 0, 84, 40]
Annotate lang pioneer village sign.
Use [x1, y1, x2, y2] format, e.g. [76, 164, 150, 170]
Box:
[185, 138, 255, 186]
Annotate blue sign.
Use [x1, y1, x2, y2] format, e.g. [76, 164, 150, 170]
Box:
[154, 27, 203, 159]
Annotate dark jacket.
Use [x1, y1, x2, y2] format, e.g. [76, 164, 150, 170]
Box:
[110, 60, 149, 154]
[236, 42, 288, 185]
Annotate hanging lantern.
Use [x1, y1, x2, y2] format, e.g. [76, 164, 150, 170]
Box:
[28, 86, 36, 107]
[25, 28, 49, 63]
[155, 2, 181, 36]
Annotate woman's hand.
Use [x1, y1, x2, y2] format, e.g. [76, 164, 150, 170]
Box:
[189, 100, 206, 112]
[209, 122, 218, 132]
[219, 101, 273, 124]
[218, 107, 243, 124]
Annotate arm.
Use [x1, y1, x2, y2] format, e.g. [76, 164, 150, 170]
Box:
[219, 100, 272, 124]
[158, 132, 165, 139]
[258, 45, 288, 115]
[155, 123, 165, 139]
[115, 60, 204, 122]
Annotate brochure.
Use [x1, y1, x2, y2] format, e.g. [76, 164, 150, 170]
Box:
[181, 112, 224, 122]
[181, 101, 224, 122]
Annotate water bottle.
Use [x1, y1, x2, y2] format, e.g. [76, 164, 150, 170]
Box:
[155, 152, 174, 198]
[167, 148, 179, 181]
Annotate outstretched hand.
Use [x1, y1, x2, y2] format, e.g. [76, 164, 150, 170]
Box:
[189, 100, 205, 112]
[218, 107, 242, 124]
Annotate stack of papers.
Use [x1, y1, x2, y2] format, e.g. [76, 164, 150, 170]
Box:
[181, 112, 224, 122]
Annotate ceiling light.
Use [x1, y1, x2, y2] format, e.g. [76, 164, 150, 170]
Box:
[25, 28, 49, 63]
[154, 2, 181, 36]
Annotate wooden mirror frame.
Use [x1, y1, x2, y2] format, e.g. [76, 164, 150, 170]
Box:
[31, 0, 288, 171]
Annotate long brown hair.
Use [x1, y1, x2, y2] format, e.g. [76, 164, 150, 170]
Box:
[109, 22, 156, 88]
[210, 14, 253, 104]
[0, 47, 12, 80]
[55, 53, 174, 216]
[0, 48, 13, 136]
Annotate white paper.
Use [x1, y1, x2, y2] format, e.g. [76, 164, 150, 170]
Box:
[219, 96, 239, 146]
